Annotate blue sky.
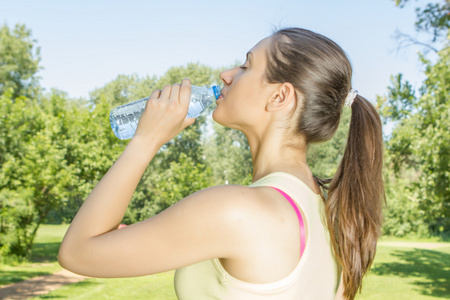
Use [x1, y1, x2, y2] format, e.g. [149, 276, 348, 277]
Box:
[1, 0, 431, 102]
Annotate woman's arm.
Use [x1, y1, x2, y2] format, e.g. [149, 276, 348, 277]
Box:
[58, 183, 257, 278]
[58, 79, 254, 277]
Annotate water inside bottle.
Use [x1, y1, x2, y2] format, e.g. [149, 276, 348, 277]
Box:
[110, 98, 148, 140]
[186, 92, 213, 118]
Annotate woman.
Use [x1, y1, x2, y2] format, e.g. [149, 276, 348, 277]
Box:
[59, 28, 384, 300]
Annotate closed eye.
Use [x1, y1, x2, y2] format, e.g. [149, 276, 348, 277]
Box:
[239, 52, 251, 71]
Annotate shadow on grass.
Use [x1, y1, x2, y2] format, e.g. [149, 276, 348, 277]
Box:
[36, 280, 100, 299]
[31, 242, 60, 263]
[0, 270, 52, 286]
[372, 248, 450, 298]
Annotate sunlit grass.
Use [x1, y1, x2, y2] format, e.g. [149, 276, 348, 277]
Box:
[30, 272, 177, 300]
[357, 244, 450, 299]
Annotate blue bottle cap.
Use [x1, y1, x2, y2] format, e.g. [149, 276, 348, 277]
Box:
[212, 85, 222, 100]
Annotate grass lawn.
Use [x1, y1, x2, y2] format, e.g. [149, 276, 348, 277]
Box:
[1, 224, 449, 299]
[30, 271, 177, 300]
[356, 243, 450, 299]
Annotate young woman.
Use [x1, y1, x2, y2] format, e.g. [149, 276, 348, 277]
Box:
[59, 28, 384, 300]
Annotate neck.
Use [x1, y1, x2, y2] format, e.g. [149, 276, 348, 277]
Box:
[245, 126, 311, 183]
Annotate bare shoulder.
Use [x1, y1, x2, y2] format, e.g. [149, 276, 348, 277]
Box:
[165, 184, 273, 227]
[160, 184, 280, 249]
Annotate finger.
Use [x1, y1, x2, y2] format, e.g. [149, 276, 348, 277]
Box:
[149, 89, 161, 100]
[180, 78, 191, 105]
[159, 85, 172, 101]
[169, 83, 181, 103]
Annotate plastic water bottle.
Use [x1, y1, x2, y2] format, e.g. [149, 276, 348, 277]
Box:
[110, 85, 221, 140]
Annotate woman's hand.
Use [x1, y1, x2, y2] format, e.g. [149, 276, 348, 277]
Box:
[133, 78, 196, 148]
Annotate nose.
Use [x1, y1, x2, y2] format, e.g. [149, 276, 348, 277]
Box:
[220, 67, 235, 86]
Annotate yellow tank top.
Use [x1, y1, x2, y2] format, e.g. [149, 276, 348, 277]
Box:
[174, 172, 341, 299]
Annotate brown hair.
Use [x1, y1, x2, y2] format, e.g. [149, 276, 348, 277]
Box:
[266, 28, 385, 299]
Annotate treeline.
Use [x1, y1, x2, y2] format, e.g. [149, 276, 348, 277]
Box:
[1, 1, 449, 259]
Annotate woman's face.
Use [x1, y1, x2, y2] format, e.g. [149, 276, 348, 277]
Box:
[213, 37, 277, 131]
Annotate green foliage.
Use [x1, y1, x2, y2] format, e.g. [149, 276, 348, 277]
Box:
[0, 24, 41, 99]
[90, 74, 158, 107]
[0, 90, 90, 257]
[307, 109, 351, 178]
[0, 26, 127, 256]
[378, 45, 449, 235]
[150, 154, 213, 212]
[382, 164, 428, 237]
[48, 92, 127, 223]
[204, 123, 253, 185]
[0, 188, 35, 259]
[0, 92, 50, 257]
[379, 74, 417, 124]
[414, 1, 450, 42]
[156, 62, 222, 87]
[380, 1, 450, 237]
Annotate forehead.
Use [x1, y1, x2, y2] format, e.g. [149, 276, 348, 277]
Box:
[247, 37, 272, 61]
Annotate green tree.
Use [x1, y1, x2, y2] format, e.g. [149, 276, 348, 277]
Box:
[204, 123, 253, 185]
[155, 62, 221, 87]
[0, 91, 75, 258]
[0, 188, 35, 259]
[376, 0, 450, 236]
[0, 84, 125, 258]
[0, 24, 41, 99]
[128, 153, 214, 221]
[90, 73, 158, 107]
[47, 91, 126, 223]
[378, 45, 449, 234]
[307, 109, 351, 179]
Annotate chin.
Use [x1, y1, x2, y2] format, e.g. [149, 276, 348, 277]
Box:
[213, 111, 243, 133]
[212, 109, 226, 127]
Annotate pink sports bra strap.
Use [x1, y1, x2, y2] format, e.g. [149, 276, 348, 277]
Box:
[270, 187, 306, 257]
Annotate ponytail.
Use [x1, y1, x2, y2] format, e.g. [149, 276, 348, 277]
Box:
[325, 95, 385, 299]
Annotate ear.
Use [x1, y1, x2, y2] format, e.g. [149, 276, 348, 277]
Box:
[266, 82, 296, 112]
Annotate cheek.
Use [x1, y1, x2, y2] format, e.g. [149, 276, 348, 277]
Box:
[212, 76, 265, 127]
[212, 98, 260, 130]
